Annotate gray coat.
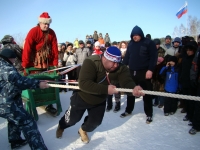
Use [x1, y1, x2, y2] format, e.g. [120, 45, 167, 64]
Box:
[75, 47, 91, 64]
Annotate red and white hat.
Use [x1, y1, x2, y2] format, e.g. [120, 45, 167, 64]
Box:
[38, 12, 52, 24]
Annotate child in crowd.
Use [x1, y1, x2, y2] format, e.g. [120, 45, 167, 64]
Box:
[160, 56, 179, 116]
[92, 41, 103, 55]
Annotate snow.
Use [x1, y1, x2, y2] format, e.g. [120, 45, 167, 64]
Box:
[0, 91, 200, 150]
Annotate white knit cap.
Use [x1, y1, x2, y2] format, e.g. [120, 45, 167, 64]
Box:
[95, 41, 100, 47]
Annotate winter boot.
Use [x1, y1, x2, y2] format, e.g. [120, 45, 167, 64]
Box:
[113, 101, 121, 113]
[120, 112, 132, 118]
[164, 113, 169, 116]
[183, 115, 189, 121]
[45, 104, 58, 116]
[188, 121, 193, 126]
[56, 125, 64, 138]
[181, 108, 186, 113]
[189, 127, 200, 135]
[106, 105, 112, 112]
[10, 139, 27, 149]
[146, 116, 153, 124]
[78, 128, 89, 144]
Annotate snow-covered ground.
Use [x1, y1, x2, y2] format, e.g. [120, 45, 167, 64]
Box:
[0, 91, 199, 150]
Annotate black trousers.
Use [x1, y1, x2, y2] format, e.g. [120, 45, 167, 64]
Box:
[182, 87, 197, 121]
[59, 92, 106, 132]
[125, 70, 153, 117]
[164, 96, 178, 113]
[192, 84, 200, 130]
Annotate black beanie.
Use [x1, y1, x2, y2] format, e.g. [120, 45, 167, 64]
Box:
[153, 38, 161, 45]
[0, 48, 17, 58]
[168, 56, 178, 65]
[146, 34, 151, 39]
[184, 41, 198, 52]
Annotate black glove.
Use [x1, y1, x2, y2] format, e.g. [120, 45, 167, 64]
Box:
[70, 52, 73, 55]
[190, 80, 197, 88]
[67, 52, 70, 55]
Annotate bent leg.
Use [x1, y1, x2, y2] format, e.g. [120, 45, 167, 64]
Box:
[82, 101, 106, 132]
[59, 92, 86, 129]
[8, 104, 47, 150]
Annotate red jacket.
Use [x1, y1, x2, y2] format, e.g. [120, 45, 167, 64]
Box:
[22, 26, 58, 68]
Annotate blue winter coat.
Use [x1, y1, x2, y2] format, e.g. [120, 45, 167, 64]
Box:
[159, 66, 179, 93]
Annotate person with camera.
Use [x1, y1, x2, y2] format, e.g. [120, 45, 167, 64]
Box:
[62, 43, 77, 80]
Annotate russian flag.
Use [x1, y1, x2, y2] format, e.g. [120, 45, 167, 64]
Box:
[176, 2, 188, 19]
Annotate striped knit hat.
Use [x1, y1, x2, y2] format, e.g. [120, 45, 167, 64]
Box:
[104, 46, 121, 62]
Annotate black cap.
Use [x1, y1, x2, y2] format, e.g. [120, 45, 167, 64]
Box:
[112, 41, 118, 45]
[1, 35, 14, 44]
[168, 56, 178, 65]
[105, 42, 111, 47]
[0, 48, 17, 58]
[165, 35, 171, 39]
[153, 38, 161, 45]
[184, 41, 198, 52]
[67, 43, 73, 48]
[78, 40, 84, 44]
[86, 41, 91, 44]
[146, 34, 151, 39]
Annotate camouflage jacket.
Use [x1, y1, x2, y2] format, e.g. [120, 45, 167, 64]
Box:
[0, 43, 23, 71]
[0, 55, 40, 113]
[158, 47, 165, 57]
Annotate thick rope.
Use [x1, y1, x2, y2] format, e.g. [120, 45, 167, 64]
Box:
[48, 84, 200, 101]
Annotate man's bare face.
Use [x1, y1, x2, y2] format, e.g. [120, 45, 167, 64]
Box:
[165, 38, 171, 44]
[79, 43, 84, 48]
[132, 35, 141, 42]
[173, 42, 180, 48]
[39, 22, 50, 31]
[187, 49, 194, 56]
[102, 56, 119, 72]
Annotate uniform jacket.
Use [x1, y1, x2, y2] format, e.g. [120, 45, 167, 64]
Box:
[0, 43, 23, 71]
[0, 55, 40, 114]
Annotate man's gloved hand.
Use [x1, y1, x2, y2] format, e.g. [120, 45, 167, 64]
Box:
[70, 52, 73, 55]
[190, 79, 197, 88]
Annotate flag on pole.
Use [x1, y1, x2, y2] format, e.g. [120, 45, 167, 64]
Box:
[176, 2, 188, 19]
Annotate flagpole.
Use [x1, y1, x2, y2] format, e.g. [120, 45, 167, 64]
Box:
[185, 1, 188, 36]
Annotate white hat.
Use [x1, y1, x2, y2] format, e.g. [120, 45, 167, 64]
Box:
[95, 41, 100, 47]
